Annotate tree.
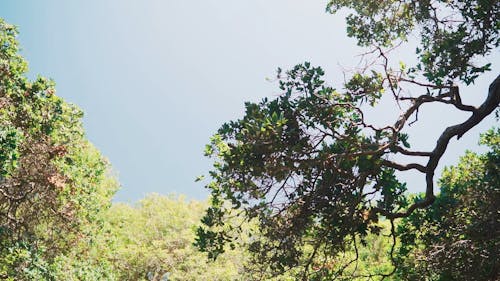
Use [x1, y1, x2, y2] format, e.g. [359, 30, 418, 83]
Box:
[196, 1, 499, 279]
[0, 18, 118, 280]
[396, 128, 499, 281]
[96, 194, 245, 281]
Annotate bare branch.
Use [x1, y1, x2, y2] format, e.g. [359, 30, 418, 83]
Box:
[381, 159, 427, 173]
[394, 146, 432, 157]
[398, 77, 453, 89]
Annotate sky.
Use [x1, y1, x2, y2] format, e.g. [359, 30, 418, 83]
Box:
[1, 1, 498, 202]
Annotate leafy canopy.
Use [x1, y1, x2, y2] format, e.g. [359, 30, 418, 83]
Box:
[0, 18, 118, 280]
[196, 1, 499, 279]
[396, 128, 499, 280]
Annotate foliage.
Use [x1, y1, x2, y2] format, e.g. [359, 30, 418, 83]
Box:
[0, 18, 118, 279]
[396, 128, 499, 281]
[1, 1, 499, 278]
[326, 0, 499, 85]
[197, 0, 499, 279]
[98, 194, 245, 281]
[196, 63, 407, 279]
[98, 194, 395, 281]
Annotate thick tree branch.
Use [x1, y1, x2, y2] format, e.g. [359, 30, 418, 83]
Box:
[425, 74, 500, 189]
[394, 146, 433, 157]
[400, 94, 477, 112]
[381, 159, 426, 173]
[378, 74, 500, 219]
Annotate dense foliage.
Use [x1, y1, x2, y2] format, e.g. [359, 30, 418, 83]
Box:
[196, 0, 499, 279]
[0, 18, 118, 280]
[196, 63, 406, 279]
[1, 0, 499, 279]
[0, 18, 249, 280]
[98, 195, 245, 281]
[396, 129, 499, 280]
[326, 0, 498, 85]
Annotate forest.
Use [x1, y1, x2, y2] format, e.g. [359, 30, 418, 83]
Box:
[0, 0, 498, 280]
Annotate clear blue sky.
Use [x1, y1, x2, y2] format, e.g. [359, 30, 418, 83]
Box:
[1, 1, 498, 202]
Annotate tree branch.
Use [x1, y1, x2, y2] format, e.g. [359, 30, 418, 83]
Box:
[394, 146, 433, 157]
[381, 159, 426, 173]
[378, 74, 500, 219]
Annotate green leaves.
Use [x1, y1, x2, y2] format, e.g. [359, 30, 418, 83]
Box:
[328, 0, 415, 47]
[0, 17, 118, 279]
[102, 195, 244, 280]
[197, 1, 499, 277]
[397, 133, 410, 148]
[0, 126, 22, 177]
[345, 71, 384, 106]
[328, 0, 499, 85]
[396, 129, 500, 280]
[197, 62, 398, 277]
